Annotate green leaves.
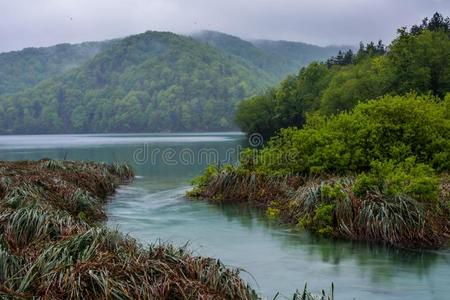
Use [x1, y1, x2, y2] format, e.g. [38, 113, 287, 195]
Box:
[353, 158, 440, 203]
[236, 13, 450, 139]
[389, 29, 450, 97]
[251, 94, 450, 176]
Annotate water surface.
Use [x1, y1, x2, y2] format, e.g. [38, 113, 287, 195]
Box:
[1, 133, 449, 299]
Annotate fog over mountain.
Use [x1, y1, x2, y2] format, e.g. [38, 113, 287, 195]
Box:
[1, 0, 449, 52]
[0, 30, 348, 134]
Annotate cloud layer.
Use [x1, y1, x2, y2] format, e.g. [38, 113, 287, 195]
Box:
[1, 0, 449, 52]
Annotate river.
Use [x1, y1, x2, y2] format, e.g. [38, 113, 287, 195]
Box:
[0, 133, 449, 299]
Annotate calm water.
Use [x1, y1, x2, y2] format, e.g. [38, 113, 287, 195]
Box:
[0, 133, 449, 299]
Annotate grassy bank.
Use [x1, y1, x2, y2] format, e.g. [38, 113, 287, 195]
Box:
[189, 167, 450, 249]
[0, 159, 261, 299]
[189, 95, 450, 250]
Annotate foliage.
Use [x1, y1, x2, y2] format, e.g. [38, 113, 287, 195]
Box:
[235, 63, 334, 138]
[191, 93, 450, 249]
[299, 203, 335, 236]
[187, 165, 220, 198]
[236, 13, 450, 138]
[0, 41, 112, 95]
[353, 159, 440, 203]
[389, 27, 450, 98]
[408, 12, 450, 36]
[326, 40, 386, 67]
[189, 166, 450, 249]
[248, 94, 450, 175]
[234, 90, 279, 138]
[266, 200, 281, 219]
[190, 12, 450, 250]
[0, 30, 345, 134]
[191, 164, 219, 187]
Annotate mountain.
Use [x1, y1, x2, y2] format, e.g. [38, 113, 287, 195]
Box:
[0, 41, 114, 95]
[192, 30, 349, 78]
[0, 30, 347, 134]
[252, 39, 348, 74]
[191, 31, 289, 78]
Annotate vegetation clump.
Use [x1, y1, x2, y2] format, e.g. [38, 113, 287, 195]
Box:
[190, 94, 450, 249]
[0, 159, 261, 299]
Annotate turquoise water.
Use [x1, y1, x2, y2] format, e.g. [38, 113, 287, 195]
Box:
[0, 133, 449, 299]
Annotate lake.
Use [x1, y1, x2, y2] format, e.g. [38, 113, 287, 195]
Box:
[0, 133, 449, 299]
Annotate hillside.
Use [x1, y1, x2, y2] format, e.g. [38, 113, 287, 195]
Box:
[252, 39, 347, 74]
[0, 32, 274, 133]
[191, 30, 290, 78]
[0, 30, 346, 134]
[0, 41, 113, 95]
[192, 30, 348, 78]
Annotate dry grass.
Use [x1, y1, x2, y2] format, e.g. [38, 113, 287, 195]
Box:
[0, 159, 259, 299]
[189, 168, 450, 249]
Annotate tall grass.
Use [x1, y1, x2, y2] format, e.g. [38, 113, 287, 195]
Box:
[0, 159, 260, 299]
[189, 167, 450, 249]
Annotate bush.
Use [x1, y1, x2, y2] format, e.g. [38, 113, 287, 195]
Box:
[248, 94, 450, 175]
[191, 164, 219, 187]
[353, 158, 440, 203]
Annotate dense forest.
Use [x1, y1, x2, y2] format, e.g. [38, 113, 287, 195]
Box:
[191, 13, 450, 250]
[193, 30, 343, 78]
[0, 41, 113, 95]
[0, 31, 346, 134]
[235, 13, 450, 138]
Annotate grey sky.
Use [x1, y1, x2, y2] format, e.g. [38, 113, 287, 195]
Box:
[1, 0, 449, 53]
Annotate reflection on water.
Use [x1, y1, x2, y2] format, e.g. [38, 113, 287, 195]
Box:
[0, 133, 449, 300]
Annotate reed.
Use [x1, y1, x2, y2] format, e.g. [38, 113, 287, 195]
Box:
[189, 167, 450, 249]
[0, 159, 260, 299]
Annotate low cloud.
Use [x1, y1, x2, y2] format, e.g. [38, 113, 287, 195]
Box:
[1, 0, 449, 52]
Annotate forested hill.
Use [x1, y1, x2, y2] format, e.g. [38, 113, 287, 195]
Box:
[192, 30, 347, 77]
[235, 12, 450, 138]
[0, 30, 347, 134]
[252, 39, 346, 74]
[0, 41, 114, 95]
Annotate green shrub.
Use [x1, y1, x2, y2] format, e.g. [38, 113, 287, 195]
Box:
[353, 158, 439, 203]
[313, 204, 335, 236]
[249, 94, 450, 175]
[299, 203, 335, 237]
[266, 201, 281, 219]
[320, 183, 346, 202]
[191, 165, 219, 187]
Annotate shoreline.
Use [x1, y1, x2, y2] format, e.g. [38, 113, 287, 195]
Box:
[0, 159, 261, 299]
[188, 167, 450, 250]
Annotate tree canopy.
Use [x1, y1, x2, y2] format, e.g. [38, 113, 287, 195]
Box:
[0, 31, 347, 134]
[236, 13, 450, 139]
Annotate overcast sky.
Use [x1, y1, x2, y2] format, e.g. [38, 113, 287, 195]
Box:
[1, 0, 449, 53]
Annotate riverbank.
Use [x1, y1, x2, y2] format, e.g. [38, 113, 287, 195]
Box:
[189, 95, 450, 250]
[0, 159, 261, 299]
[188, 167, 450, 250]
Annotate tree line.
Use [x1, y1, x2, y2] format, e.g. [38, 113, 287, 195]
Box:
[235, 13, 450, 139]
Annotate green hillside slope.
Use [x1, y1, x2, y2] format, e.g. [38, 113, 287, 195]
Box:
[0, 41, 113, 95]
[0, 30, 346, 134]
[193, 30, 349, 78]
[253, 39, 346, 74]
[0, 32, 274, 133]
